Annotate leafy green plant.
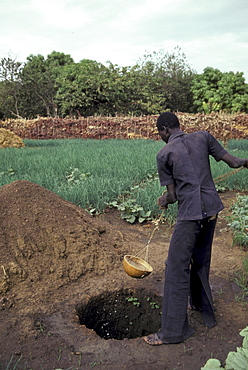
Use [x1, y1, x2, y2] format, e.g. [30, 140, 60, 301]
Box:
[191, 67, 248, 113]
[201, 326, 248, 369]
[66, 167, 91, 186]
[149, 302, 160, 309]
[108, 198, 152, 224]
[202, 101, 221, 114]
[215, 184, 227, 193]
[0, 168, 15, 177]
[126, 297, 141, 307]
[228, 195, 248, 247]
[147, 297, 160, 309]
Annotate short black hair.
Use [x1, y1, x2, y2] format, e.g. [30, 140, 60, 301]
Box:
[156, 112, 180, 131]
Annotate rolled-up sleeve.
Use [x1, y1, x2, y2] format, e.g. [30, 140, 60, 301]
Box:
[156, 153, 174, 186]
[206, 132, 227, 161]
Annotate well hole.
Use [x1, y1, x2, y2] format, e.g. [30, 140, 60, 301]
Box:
[76, 288, 162, 340]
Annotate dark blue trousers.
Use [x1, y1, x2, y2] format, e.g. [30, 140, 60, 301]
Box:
[158, 216, 217, 343]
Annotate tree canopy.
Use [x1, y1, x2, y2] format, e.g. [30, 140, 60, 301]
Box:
[191, 67, 248, 113]
[0, 49, 247, 119]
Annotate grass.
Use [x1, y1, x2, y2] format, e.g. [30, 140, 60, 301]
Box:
[0, 138, 247, 221]
[227, 194, 248, 302]
[0, 139, 163, 212]
[1, 355, 23, 370]
[234, 257, 248, 302]
[228, 195, 248, 247]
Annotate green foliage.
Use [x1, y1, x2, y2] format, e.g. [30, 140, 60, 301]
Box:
[0, 139, 161, 214]
[55, 52, 193, 117]
[191, 67, 248, 113]
[55, 59, 110, 117]
[233, 257, 248, 302]
[21, 52, 74, 117]
[147, 297, 160, 309]
[108, 198, 152, 224]
[133, 175, 178, 223]
[0, 56, 23, 118]
[0, 139, 247, 225]
[210, 147, 248, 192]
[0, 52, 74, 119]
[228, 195, 248, 247]
[201, 359, 223, 369]
[201, 327, 248, 369]
[0, 47, 197, 119]
[126, 297, 141, 307]
[2, 49, 248, 118]
[0, 168, 15, 177]
[107, 171, 164, 223]
[228, 139, 248, 151]
[136, 46, 196, 113]
[202, 101, 221, 114]
[66, 167, 92, 186]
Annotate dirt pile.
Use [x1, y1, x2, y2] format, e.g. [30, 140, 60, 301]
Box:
[0, 128, 25, 148]
[0, 180, 124, 295]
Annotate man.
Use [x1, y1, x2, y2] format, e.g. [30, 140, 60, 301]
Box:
[144, 112, 248, 345]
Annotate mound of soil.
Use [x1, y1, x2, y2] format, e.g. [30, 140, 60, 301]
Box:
[0, 180, 124, 295]
[0, 128, 25, 148]
[0, 182, 247, 370]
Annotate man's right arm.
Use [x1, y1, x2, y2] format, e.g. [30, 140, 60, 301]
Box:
[157, 183, 177, 209]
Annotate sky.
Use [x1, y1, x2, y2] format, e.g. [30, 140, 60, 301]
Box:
[1, 0, 248, 81]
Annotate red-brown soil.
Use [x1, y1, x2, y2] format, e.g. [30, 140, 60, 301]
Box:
[0, 180, 247, 370]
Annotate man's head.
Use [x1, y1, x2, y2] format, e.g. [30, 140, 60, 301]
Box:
[156, 112, 180, 143]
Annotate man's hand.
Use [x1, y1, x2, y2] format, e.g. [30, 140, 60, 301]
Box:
[157, 194, 168, 209]
[157, 184, 177, 209]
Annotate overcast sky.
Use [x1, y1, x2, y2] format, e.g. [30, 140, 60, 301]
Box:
[1, 0, 248, 81]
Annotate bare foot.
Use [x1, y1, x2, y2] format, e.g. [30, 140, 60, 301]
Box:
[143, 333, 165, 346]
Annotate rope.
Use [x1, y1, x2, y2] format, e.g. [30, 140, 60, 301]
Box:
[134, 211, 164, 263]
[135, 166, 246, 263]
[213, 166, 244, 184]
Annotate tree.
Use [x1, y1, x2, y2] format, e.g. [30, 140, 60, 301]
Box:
[127, 61, 166, 115]
[191, 67, 248, 113]
[97, 62, 153, 116]
[55, 59, 109, 117]
[21, 51, 74, 117]
[2, 49, 248, 119]
[136, 47, 196, 113]
[55, 60, 143, 116]
[0, 56, 23, 118]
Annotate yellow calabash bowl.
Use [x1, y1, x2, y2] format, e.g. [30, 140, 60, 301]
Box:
[123, 255, 153, 279]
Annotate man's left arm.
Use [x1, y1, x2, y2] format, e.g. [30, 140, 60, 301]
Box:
[221, 153, 248, 168]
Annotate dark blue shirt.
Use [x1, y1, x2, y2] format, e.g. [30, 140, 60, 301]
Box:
[156, 130, 227, 221]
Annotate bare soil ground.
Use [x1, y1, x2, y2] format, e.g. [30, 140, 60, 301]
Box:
[0, 180, 247, 370]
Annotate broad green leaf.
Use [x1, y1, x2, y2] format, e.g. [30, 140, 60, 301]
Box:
[225, 350, 248, 369]
[201, 358, 224, 369]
